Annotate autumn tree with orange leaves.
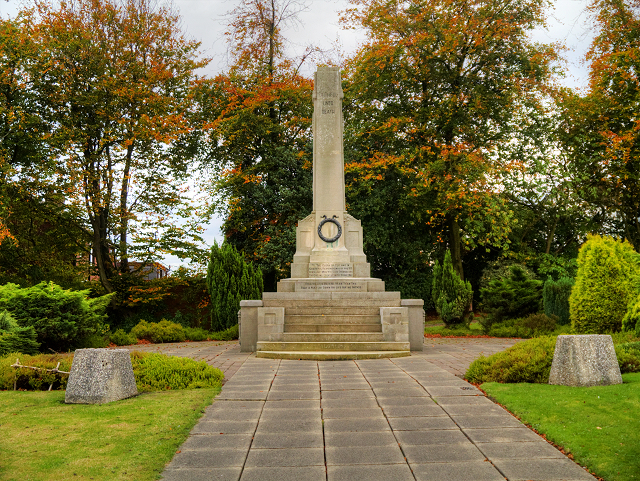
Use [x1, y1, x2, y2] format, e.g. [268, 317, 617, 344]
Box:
[8, 0, 211, 293]
[204, 0, 317, 289]
[342, 0, 559, 279]
[559, 0, 640, 250]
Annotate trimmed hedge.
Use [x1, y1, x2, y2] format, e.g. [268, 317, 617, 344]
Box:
[0, 351, 224, 392]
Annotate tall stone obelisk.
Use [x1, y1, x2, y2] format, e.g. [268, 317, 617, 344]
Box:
[285, 66, 375, 289]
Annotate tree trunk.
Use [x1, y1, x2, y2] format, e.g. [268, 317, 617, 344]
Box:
[545, 216, 558, 255]
[119, 144, 134, 274]
[447, 214, 464, 280]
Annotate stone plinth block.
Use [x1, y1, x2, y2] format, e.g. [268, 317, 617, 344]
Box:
[240, 300, 262, 352]
[401, 299, 425, 351]
[549, 335, 622, 387]
[65, 349, 138, 404]
[258, 307, 285, 342]
[380, 307, 409, 342]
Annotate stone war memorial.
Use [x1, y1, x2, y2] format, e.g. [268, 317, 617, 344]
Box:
[239, 66, 424, 360]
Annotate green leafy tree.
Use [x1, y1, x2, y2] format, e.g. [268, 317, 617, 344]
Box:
[570, 235, 640, 333]
[206, 242, 263, 332]
[432, 250, 473, 326]
[202, 0, 315, 289]
[342, 0, 558, 279]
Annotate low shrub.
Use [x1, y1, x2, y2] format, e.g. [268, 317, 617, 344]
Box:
[616, 342, 640, 373]
[543, 277, 574, 325]
[465, 336, 557, 384]
[183, 327, 210, 341]
[130, 319, 186, 343]
[0, 352, 73, 390]
[1, 351, 224, 392]
[209, 324, 239, 341]
[129, 351, 224, 391]
[110, 329, 138, 346]
[483, 314, 558, 339]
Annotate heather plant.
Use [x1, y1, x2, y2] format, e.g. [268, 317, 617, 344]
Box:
[130, 319, 186, 343]
[432, 250, 473, 327]
[570, 235, 639, 333]
[109, 328, 137, 346]
[206, 242, 263, 332]
[543, 277, 574, 325]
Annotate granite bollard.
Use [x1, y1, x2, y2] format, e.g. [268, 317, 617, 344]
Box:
[549, 335, 622, 387]
[65, 348, 138, 404]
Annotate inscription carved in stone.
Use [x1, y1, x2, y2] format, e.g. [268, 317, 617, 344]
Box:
[308, 263, 353, 278]
[298, 280, 365, 291]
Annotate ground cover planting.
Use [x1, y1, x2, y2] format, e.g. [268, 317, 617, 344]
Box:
[483, 373, 640, 481]
[0, 388, 219, 481]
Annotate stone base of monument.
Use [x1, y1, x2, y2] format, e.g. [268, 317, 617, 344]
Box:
[65, 348, 138, 404]
[548, 335, 623, 387]
[240, 289, 423, 360]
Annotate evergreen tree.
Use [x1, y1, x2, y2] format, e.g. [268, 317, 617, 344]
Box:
[206, 242, 263, 331]
[480, 266, 543, 323]
[432, 250, 473, 326]
[543, 277, 574, 325]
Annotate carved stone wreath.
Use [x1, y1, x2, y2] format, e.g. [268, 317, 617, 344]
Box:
[317, 215, 342, 243]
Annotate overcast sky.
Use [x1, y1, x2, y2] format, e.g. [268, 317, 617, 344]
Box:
[1, 0, 597, 270]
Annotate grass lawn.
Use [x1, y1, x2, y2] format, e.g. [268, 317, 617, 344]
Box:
[0, 388, 220, 481]
[424, 321, 486, 337]
[483, 373, 640, 481]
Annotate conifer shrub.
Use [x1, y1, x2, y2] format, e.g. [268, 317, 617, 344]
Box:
[109, 329, 138, 346]
[0, 310, 40, 355]
[0, 282, 112, 352]
[206, 242, 263, 332]
[130, 319, 186, 343]
[570, 235, 639, 333]
[543, 277, 574, 325]
[622, 294, 640, 334]
[479, 266, 543, 329]
[615, 342, 640, 373]
[432, 250, 473, 327]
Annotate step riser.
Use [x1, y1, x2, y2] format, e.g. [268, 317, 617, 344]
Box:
[284, 324, 382, 333]
[282, 333, 384, 342]
[283, 307, 381, 316]
[285, 315, 380, 324]
[256, 351, 411, 360]
[262, 299, 402, 308]
[257, 341, 410, 352]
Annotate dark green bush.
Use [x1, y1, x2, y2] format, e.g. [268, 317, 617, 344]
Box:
[480, 265, 542, 326]
[616, 342, 640, 373]
[130, 319, 186, 343]
[1, 351, 224, 391]
[432, 250, 473, 327]
[207, 242, 263, 332]
[543, 277, 574, 325]
[465, 336, 557, 383]
[0, 282, 112, 352]
[208, 324, 239, 341]
[0, 310, 40, 356]
[570, 235, 639, 333]
[130, 351, 224, 392]
[485, 314, 558, 339]
[110, 329, 138, 346]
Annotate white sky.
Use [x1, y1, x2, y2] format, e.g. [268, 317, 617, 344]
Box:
[1, 0, 596, 271]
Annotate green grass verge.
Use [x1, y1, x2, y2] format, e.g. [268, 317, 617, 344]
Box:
[424, 322, 485, 337]
[0, 388, 220, 481]
[483, 373, 640, 481]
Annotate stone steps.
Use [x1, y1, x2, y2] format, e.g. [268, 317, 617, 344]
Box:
[285, 314, 381, 324]
[282, 332, 384, 342]
[284, 323, 382, 333]
[255, 350, 411, 360]
[256, 341, 410, 352]
[282, 306, 382, 315]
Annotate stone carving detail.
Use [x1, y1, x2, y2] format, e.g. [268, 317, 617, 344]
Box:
[317, 215, 342, 243]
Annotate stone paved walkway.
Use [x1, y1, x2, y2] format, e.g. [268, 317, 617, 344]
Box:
[146, 339, 595, 481]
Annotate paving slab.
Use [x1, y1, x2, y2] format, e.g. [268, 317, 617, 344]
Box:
[160, 338, 595, 481]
